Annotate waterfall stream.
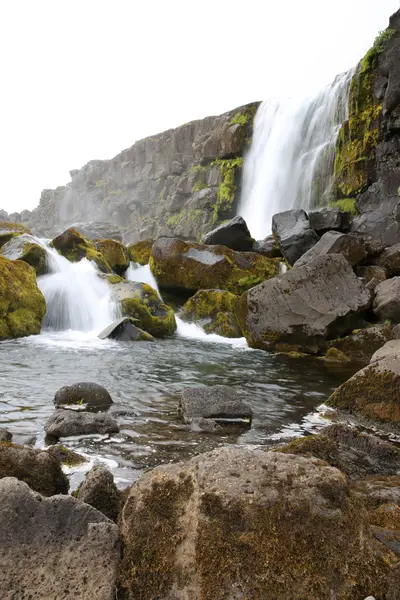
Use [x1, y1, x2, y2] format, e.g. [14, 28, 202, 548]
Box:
[239, 70, 354, 239]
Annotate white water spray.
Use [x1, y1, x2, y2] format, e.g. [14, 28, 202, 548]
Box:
[239, 71, 353, 239]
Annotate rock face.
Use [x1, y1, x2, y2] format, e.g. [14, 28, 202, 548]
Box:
[0, 443, 68, 496]
[272, 209, 319, 265]
[45, 410, 119, 438]
[0, 256, 46, 340]
[14, 103, 259, 242]
[95, 239, 130, 275]
[179, 386, 252, 425]
[119, 447, 390, 600]
[150, 237, 282, 295]
[98, 317, 154, 341]
[179, 289, 242, 337]
[51, 228, 112, 273]
[54, 382, 113, 411]
[0, 477, 120, 600]
[202, 216, 253, 251]
[308, 207, 350, 234]
[294, 231, 366, 268]
[236, 254, 371, 353]
[0, 234, 48, 275]
[71, 221, 123, 242]
[74, 466, 120, 522]
[373, 277, 400, 321]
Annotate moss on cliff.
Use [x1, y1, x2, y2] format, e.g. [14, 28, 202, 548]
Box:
[211, 158, 243, 223]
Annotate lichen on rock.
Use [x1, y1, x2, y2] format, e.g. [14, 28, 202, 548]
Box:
[95, 238, 130, 274]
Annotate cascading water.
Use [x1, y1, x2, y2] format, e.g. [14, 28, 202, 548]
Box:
[239, 70, 354, 239]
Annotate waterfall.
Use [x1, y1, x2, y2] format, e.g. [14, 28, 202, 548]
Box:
[239, 70, 354, 240]
[37, 241, 119, 333]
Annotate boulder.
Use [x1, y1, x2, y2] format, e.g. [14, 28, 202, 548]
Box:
[272, 209, 319, 265]
[236, 254, 371, 353]
[253, 235, 282, 258]
[119, 447, 391, 600]
[127, 239, 154, 265]
[325, 324, 392, 365]
[111, 280, 176, 337]
[327, 340, 400, 429]
[294, 231, 367, 268]
[355, 265, 387, 290]
[377, 243, 400, 276]
[308, 207, 351, 234]
[0, 478, 120, 600]
[179, 386, 252, 425]
[54, 382, 113, 411]
[0, 233, 48, 275]
[47, 444, 87, 467]
[95, 239, 130, 275]
[74, 466, 120, 522]
[150, 237, 282, 295]
[45, 410, 120, 439]
[0, 221, 31, 247]
[373, 277, 400, 321]
[71, 221, 123, 242]
[0, 428, 12, 442]
[51, 228, 112, 273]
[98, 317, 154, 341]
[0, 256, 46, 340]
[202, 216, 254, 251]
[0, 442, 68, 496]
[179, 289, 242, 338]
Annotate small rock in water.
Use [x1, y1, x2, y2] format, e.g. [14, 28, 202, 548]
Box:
[98, 317, 154, 341]
[0, 427, 12, 442]
[179, 385, 252, 427]
[47, 444, 87, 467]
[45, 409, 119, 439]
[54, 382, 113, 411]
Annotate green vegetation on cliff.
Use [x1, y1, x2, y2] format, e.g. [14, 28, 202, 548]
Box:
[211, 157, 243, 223]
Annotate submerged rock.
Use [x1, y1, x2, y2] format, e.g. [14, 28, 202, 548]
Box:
[150, 237, 282, 295]
[373, 277, 400, 322]
[51, 228, 112, 273]
[0, 442, 68, 496]
[0, 478, 120, 600]
[202, 216, 254, 251]
[71, 221, 123, 242]
[308, 207, 351, 234]
[119, 447, 391, 599]
[236, 254, 371, 353]
[98, 317, 154, 341]
[74, 466, 120, 522]
[325, 323, 392, 365]
[272, 209, 319, 265]
[96, 239, 130, 275]
[179, 385, 252, 426]
[45, 410, 120, 439]
[54, 382, 113, 411]
[127, 239, 154, 265]
[0, 256, 46, 340]
[0, 233, 48, 275]
[180, 289, 242, 338]
[0, 220, 31, 248]
[294, 231, 367, 268]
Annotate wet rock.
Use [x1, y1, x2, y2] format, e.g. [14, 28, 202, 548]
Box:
[308, 207, 351, 234]
[0, 256, 46, 340]
[0, 220, 31, 247]
[54, 382, 113, 411]
[150, 237, 282, 295]
[272, 209, 319, 265]
[253, 235, 282, 258]
[202, 216, 254, 251]
[51, 228, 112, 273]
[74, 466, 120, 522]
[179, 289, 242, 338]
[355, 265, 387, 291]
[294, 231, 366, 268]
[325, 323, 392, 365]
[47, 445, 87, 467]
[45, 410, 119, 439]
[119, 447, 391, 600]
[98, 317, 154, 341]
[179, 385, 252, 426]
[95, 239, 130, 275]
[71, 221, 123, 242]
[111, 280, 176, 338]
[0, 477, 120, 600]
[373, 277, 400, 322]
[0, 233, 48, 275]
[127, 239, 154, 265]
[377, 243, 400, 276]
[0, 428, 12, 442]
[0, 442, 68, 495]
[236, 254, 371, 353]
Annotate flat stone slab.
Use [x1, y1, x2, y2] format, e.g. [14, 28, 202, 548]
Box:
[179, 385, 252, 425]
[45, 410, 119, 439]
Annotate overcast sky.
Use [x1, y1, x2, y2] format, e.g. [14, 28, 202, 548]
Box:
[1, 0, 399, 212]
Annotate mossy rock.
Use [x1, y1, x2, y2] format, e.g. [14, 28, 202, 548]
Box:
[47, 444, 87, 467]
[127, 239, 154, 265]
[51, 228, 112, 273]
[322, 347, 352, 363]
[325, 323, 392, 365]
[0, 234, 47, 275]
[0, 256, 46, 340]
[150, 237, 282, 296]
[180, 289, 242, 338]
[95, 239, 130, 275]
[0, 221, 31, 248]
[112, 279, 176, 338]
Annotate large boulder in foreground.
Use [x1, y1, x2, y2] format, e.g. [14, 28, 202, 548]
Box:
[202, 216, 254, 251]
[327, 340, 400, 430]
[95, 239, 130, 275]
[272, 209, 319, 265]
[51, 228, 112, 273]
[373, 277, 400, 322]
[119, 447, 391, 600]
[0, 478, 120, 600]
[0, 233, 47, 275]
[71, 221, 123, 242]
[180, 289, 242, 337]
[236, 254, 371, 353]
[0, 221, 31, 247]
[150, 237, 282, 295]
[54, 382, 113, 411]
[110, 280, 176, 338]
[98, 317, 154, 341]
[0, 256, 46, 340]
[45, 410, 120, 439]
[294, 231, 366, 268]
[0, 443, 68, 496]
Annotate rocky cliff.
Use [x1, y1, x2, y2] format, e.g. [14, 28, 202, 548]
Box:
[8, 103, 258, 243]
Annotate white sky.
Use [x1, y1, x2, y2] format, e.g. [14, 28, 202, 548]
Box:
[1, 0, 399, 212]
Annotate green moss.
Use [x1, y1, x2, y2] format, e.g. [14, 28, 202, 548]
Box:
[192, 180, 207, 193]
[329, 198, 358, 216]
[120, 283, 177, 338]
[96, 239, 130, 275]
[181, 289, 239, 320]
[52, 228, 112, 273]
[323, 347, 351, 363]
[230, 112, 248, 126]
[0, 221, 32, 247]
[127, 240, 153, 265]
[211, 158, 243, 223]
[167, 210, 186, 227]
[106, 274, 123, 284]
[95, 179, 106, 187]
[361, 29, 396, 73]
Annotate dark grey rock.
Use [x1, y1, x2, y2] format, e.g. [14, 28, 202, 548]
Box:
[179, 385, 252, 427]
[98, 317, 154, 341]
[202, 216, 254, 251]
[74, 466, 120, 522]
[294, 231, 367, 268]
[54, 382, 113, 411]
[326, 323, 392, 365]
[0, 477, 120, 600]
[0, 427, 12, 442]
[308, 207, 350, 234]
[253, 235, 282, 258]
[373, 277, 400, 322]
[355, 265, 387, 291]
[272, 209, 319, 265]
[71, 221, 123, 242]
[45, 410, 119, 439]
[376, 243, 400, 276]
